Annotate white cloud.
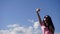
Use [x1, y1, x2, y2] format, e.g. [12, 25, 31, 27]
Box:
[33, 21, 39, 29]
[28, 19, 34, 23]
[0, 30, 9, 34]
[0, 21, 41, 34]
[7, 24, 19, 28]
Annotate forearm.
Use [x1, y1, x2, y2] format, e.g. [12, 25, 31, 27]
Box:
[36, 12, 42, 25]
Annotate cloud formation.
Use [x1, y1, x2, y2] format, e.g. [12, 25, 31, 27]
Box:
[33, 21, 39, 29]
[0, 21, 60, 34]
[0, 21, 41, 34]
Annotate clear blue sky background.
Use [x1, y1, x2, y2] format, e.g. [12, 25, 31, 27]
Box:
[0, 0, 60, 32]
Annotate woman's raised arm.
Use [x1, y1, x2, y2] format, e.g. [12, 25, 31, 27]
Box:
[36, 8, 42, 25]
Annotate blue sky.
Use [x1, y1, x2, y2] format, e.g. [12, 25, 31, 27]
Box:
[0, 0, 60, 34]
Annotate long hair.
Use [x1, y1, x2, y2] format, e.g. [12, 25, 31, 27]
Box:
[43, 15, 55, 31]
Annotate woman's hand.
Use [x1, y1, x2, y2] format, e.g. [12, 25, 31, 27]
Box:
[36, 8, 40, 13]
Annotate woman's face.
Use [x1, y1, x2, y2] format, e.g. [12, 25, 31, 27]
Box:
[44, 17, 49, 26]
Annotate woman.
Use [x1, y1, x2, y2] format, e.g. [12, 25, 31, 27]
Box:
[36, 8, 55, 34]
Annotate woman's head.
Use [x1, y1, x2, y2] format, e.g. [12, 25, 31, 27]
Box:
[43, 15, 55, 31]
[43, 15, 51, 26]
